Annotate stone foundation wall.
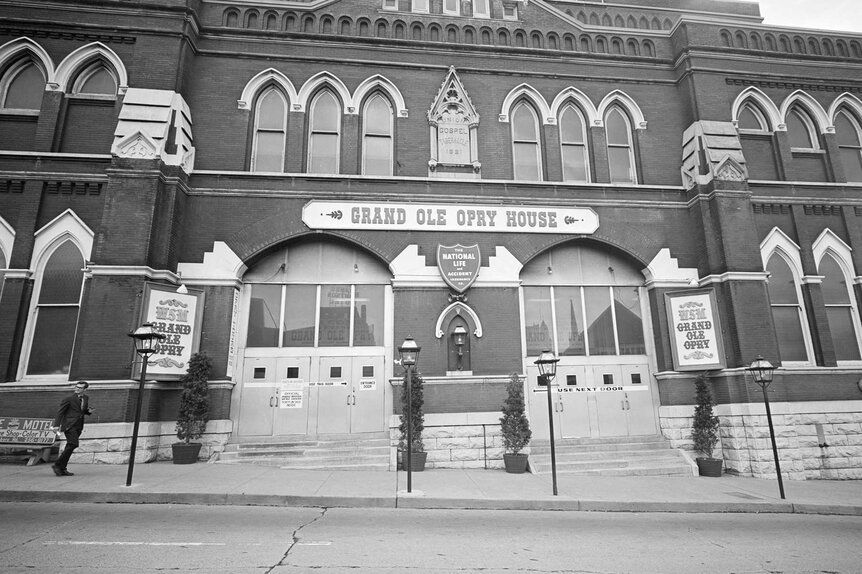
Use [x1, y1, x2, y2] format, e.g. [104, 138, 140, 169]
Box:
[659, 401, 862, 480]
[54, 419, 232, 465]
[389, 412, 520, 469]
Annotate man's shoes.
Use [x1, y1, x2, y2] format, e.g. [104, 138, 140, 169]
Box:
[60, 469, 74, 476]
[51, 464, 63, 477]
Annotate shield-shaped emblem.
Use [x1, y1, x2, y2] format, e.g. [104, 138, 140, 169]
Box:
[437, 244, 481, 293]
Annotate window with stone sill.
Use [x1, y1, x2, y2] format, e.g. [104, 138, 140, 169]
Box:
[835, 110, 862, 182]
[473, 0, 490, 18]
[818, 253, 862, 362]
[251, 87, 287, 172]
[559, 104, 590, 182]
[765, 252, 813, 365]
[0, 59, 45, 112]
[511, 101, 542, 181]
[502, 3, 518, 20]
[308, 90, 341, 174]
[412, 0, 429, 13]
[362, 94, 393, 176]
[443, 0, 459, 16]
[382, 0, 398, 10]
[605, 107, 636, 184]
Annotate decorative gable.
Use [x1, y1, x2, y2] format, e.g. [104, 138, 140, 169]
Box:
[427, 66, 480, 178]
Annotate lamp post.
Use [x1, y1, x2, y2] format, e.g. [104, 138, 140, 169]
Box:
[453, 325, 467, 371]
[747, 355, 784, 500]
[126, 323, 165, 487]
[535, 349, 560, 496]
[398, 336, 421, 494]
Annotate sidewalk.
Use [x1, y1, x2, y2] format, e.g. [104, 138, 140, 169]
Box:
[1, 460, 860, 515]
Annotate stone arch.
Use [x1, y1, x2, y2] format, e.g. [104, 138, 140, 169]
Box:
[597, 89, 647, 129]
[780, 90, 832, 134]
[547, 32, 560, 50]
[297, 71, 351, 114]
[550, 87, 599, 127]
[357, 17, 371, 36]
[750, 32, 762, 50]
[244, 9, 259, 28]
[376, 18, 389, 38]
[54, 42, 127, 94]
[283, 12, 297, 31]
[224, 8, 240, 27]
[237, 68, 298, 110]
[642, 39, 655, 57]
[626, 39, 639, 56]
[446, 24, 459, 43]
[435, 302, 483, 338]
[321, 15, 335, 34]
[720, 29, 732, 47]
[731, 86, 781, 130]
[499, 83, 552, 124]
[263, 11, 278, 30]
[734, 30, 748, 49]
[352, 74, 408, 117]
[429, 23, 442, 42]
[338, 16, 352, 35]
[0, 37, 55, 86]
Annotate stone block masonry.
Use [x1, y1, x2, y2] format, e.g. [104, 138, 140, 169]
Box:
[660, 402, 862, 480]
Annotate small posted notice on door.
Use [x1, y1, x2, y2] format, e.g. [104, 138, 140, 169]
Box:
[279, 380, 304, 409]
[359, 379, 376, 391]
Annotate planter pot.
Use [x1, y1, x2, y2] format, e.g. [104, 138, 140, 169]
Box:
[503, 453, 529, 474]
[172, 442, 202, 465]
[400, 451, 427, 472]
[696, 457, 723, 477]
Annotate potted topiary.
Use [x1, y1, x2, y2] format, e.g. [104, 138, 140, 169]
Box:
[691, 372, 722, 477]
[172, 352, 211, 464]
[398, 368, 426, 471]
[500, 372, 532, 473]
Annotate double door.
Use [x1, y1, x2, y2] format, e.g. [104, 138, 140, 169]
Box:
[527, 361, 657, 440]
[237, 355, 385, 437]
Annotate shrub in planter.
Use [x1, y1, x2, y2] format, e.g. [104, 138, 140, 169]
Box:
[173, 352, 211, 464]
[500, 373, 531, 473]
[398, 369, 426, 471]
[691, 372, 722, 477]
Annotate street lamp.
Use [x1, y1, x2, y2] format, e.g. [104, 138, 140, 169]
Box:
[398, 336, 421, 493]
[747, 355, 784, 499]
[535, 349, 560, 496]
[126, 323, 165, 487]
[452, 325, 467, 371]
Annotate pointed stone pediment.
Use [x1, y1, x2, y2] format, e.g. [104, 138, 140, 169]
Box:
[112, 131, 159, 160]
[428, 66, 479, 127]
[428, 67, 480, 176]
[714, 156, 747, 182]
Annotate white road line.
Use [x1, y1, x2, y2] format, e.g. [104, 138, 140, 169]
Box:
[44, 541, 230, 546]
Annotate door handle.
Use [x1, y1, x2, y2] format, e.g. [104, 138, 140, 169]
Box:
[625, 400, 630, 410]
[270, 396, 274, 407]
[559, 402, 564, 412]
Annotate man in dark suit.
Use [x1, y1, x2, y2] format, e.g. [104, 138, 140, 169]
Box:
[50, 381, 93, 476]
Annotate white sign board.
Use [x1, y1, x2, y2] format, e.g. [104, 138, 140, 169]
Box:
[303, 201, 599, 235]
[665, 289, 726, 371]
[279, 380, 304, 409]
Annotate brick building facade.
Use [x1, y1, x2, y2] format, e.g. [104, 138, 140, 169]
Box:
[1, 0, 861, 479]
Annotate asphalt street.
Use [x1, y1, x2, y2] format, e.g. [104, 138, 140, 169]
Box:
[1, 502, 861, 573]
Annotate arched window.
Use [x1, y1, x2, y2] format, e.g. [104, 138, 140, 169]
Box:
[362, 94, 393, 176]
[511, 101, 542, 180]
[559, 104, 589, 182]
[605, 107, 635, 183]
[26, 241, 85, 375]
[765, 252, 811, 364]
[737, 103, 769, 131]
[251, 87, 287, 172]
[818, 254, 862, 361]
[0, 59, 45, 110]
[786, 108, 818, 149]
[71, 61, 117, 95]
[307, 90, 341, 174]
[835, 111, 862, 182]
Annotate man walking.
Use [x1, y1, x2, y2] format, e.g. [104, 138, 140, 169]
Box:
[50, 381, 92, 476]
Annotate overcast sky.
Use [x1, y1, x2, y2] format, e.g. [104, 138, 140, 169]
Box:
[756, 0, 862, 33]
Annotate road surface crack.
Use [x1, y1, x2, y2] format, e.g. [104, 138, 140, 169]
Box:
[265, 507, 329, 573]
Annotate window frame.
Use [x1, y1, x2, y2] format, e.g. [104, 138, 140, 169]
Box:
[835, 110, 862, 182]
[69, 61, 118, 99]
[737, 102, 771, 133]
[442, 0, 459, 16]
[558, 103, 591, 182]
[307, 89, 342, 175]
[382, 0, 398, 10]
[412, 0, 429, 13]
[786, 107, 820, 151]
[817, 252, 862, 364]
[251, 86, 288, 173]
[604, 106, 637, 184]
[764, 249, 815, 366]
[0, 58, 45, 113]
[361, 93, 394, 176]
[511, 101, 543, 181]
[473, 0, 490, 18]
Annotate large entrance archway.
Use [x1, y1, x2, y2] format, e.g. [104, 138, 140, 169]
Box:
[520, 242, 659, 439]
[234, 238, 392, 439]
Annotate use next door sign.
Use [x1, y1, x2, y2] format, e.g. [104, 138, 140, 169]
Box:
[665, 289, 726, 371]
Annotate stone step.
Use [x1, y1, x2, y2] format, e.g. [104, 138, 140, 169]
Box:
[216, 435, 392, 470]
[219, 446, 390, 460]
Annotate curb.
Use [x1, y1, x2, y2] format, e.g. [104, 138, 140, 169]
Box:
[1, 491, 860, 515]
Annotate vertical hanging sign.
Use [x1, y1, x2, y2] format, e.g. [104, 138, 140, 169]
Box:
[137, 283, 205, 379]
[665, 289, 726, 371]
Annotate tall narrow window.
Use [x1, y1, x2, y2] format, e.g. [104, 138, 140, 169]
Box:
[72, 62, 117, 96]
[559, 104, 589, 182]
[605, 107, 636, 183]
[252, 88, 287, 172]
[27, 241, 85, 375]
[819, 254, 862, 361]
[473, 0, 489, 17]
[308, 91, 340, 174]
[835, 111, 862, 182]
[362, 95, 393, 176]
[766, 253, 810, 363]
[1, 60, 45, 110]
[786, 108, 818, 149]
[512, 102, 542, 180]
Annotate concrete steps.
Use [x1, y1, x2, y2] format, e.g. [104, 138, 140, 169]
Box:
[528, 435, 695, 477]
[216, 433, 391, 470]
